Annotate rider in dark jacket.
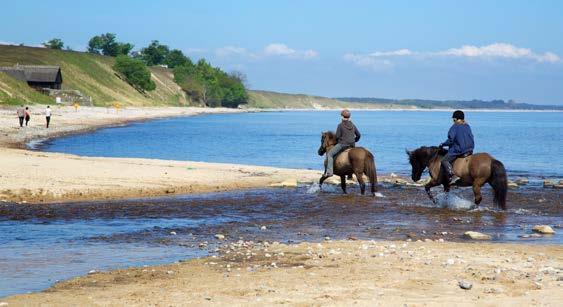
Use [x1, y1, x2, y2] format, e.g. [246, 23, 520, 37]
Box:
[440, 110, 474, 184]
[324, 109, 361, 177]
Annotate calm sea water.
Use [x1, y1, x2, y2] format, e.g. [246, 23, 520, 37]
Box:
[40, 111, 563, 178]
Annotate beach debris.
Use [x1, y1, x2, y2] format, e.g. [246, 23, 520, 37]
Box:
[260, 225, 267, 230]
[214, 234, 226, 240]
[88, 270, 97, 275]
[170, 231, 177, 235]
[532, 225, 555, 234]
[458, 280, 473, 290]
[507, 181, 518, 189]
[374, 192, 385, 197]
[464, 231, 491, 240]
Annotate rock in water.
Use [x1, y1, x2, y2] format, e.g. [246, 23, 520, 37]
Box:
[214, 234, 226, 240]
[464, 231, 491, 240]
[458, 280, 473, 290]
[374, 192, 385, 198]
[532, 225, 555, 234]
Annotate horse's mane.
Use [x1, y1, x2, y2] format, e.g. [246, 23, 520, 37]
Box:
[324, 131, 337, 144]
[408, 146, 447, 165]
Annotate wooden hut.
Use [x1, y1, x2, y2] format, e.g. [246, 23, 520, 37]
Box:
[0, 65, 63, 89]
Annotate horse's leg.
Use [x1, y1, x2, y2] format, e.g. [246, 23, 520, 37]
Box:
[319, 174, 329, 186]
[425, 180, 441, 204]
[472, 179, 486, 206]
[340, 175, 347, 194]
[355, 172, 366, 195]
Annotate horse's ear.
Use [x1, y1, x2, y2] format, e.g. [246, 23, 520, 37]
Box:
[405, 149, 412, 157]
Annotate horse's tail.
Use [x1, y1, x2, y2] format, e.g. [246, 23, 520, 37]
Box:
[364, 151, 378, 193]
[489, 159, 508, 210]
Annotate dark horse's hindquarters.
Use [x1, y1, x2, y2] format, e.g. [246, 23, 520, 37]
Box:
[318, 131, 378, 195]
[406, 146, 507, 210]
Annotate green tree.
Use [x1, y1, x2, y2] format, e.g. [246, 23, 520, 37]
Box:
[88, 33, 133, 56]
[43, 38, 64, 50]
[165, 49, 191, 68]
[141, 40, 170, 66]
[113, 55, 156, 91]
[173, 59, 248, 108]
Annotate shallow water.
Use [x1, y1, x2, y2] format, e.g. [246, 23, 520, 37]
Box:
[1, 184, 561, 297]
[38, 111, 563, 178]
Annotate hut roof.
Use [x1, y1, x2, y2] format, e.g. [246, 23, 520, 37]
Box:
[0, 65, 62, 83]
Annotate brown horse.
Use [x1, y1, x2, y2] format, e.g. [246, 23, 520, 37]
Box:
[406, 146, 508, 210]
[318, 131, 378, 195]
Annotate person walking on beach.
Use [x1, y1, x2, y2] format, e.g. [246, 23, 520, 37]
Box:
[24, 107, 31, 127]
[439, 110, 474, 184]
[16, 105, 25, 127]
[324, 109, 361, 177]
[45, 106, 51, 128]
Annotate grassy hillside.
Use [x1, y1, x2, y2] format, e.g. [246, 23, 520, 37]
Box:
[247, 90, 365, 109]
[0, 45, 189, 106]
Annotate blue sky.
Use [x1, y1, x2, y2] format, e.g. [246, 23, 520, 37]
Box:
[1, 1, 563, 104]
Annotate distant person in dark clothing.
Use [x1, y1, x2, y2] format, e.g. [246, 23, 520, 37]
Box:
[45, 106, 51, 128]
[17, 105, 25, 127]
[24, 107, 31, 126]
[324, 109, 361, 177]
[439, 110, 475, 184]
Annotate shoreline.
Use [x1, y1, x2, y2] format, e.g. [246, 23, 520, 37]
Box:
[4, 239, 562, 305]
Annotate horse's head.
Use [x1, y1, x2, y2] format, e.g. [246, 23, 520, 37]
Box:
[318, 131, 336, 156]
[406, 146, 440, 182]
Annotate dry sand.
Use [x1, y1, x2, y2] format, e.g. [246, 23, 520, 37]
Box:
[0, 105, 323, 203]
[5, 240, 562, 306]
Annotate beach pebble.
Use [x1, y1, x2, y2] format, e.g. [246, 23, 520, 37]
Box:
[214, 234, 225, 240]
[260, 225, 267, 230]
[88, 270, 97, 274]
[532, 225, 555, 234]
[170, 231, 177, 235]
[458, 280, 473, 290]
[464, 231, 491, 240]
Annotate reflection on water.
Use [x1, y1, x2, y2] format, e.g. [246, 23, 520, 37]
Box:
[0, 185, 561, 297]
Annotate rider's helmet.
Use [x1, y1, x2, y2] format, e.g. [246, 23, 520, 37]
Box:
[341, 109, 351, 119]
[452, 110, 464, 120]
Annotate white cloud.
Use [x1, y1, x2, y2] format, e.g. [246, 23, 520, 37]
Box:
[185, 48, 207, 54]
[345, 43, 560, 68]
[343, 53, 393, 71]
[212, 43, 318, 60]
[263, 43, 319, 60]
[438, 43, 560, 63]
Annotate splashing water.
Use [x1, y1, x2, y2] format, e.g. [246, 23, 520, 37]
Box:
[306, 183, 321, 194]
[434, 192, 476, 210]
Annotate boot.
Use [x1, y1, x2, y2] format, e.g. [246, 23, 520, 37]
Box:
[442, 160, 460, 185]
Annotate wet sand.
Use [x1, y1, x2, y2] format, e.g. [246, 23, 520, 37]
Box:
[5, 239, 562, 306]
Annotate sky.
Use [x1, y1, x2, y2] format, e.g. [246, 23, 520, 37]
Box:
[1, 1, 563, 105]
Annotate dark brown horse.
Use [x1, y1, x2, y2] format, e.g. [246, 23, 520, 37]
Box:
[406, 146, 508, 210]
[318, 131, 378, 195]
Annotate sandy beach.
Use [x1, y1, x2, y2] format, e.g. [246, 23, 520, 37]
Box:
[1, 105, 561, 306]
[0, 105, 325, 203]
[5, 240, 562, 306]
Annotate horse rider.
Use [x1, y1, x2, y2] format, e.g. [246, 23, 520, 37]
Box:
[439, 110, 474, 184]
[324, 109, 361, 177]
